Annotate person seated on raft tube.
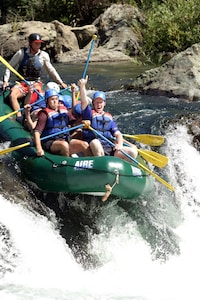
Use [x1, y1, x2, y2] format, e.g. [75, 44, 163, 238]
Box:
[24, 82, 77, 131]
[78, 77, 138, 160]
[33, 88, 90, 157]
[2, 33, 67, 122]
[24, 82, 62, 131]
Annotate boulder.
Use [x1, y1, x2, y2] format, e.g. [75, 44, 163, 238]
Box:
[0, 4, 144, 63]
[129, 43, 200, 101]
[93, 4, 144, 56]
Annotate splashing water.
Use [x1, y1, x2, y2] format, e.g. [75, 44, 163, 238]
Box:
[0, 121, 200, 300]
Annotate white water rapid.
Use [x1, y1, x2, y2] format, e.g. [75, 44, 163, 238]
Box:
[0, 124, 200, 300]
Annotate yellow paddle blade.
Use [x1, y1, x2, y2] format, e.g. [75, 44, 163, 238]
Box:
[138, 149, 168, 168]
[0, 142, 30, 156]
[123, 134, 165, 146]
[87, 125, 174, 192]
[123, 138, 168, 168]
[122, 139, 173, 190]
[0, 55, 25, 81]
[138, 160, 174, 191]
[0, 110, 19, 122]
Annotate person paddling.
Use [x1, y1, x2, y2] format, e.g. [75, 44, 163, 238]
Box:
[2, 33, 67, 123]
[33, 88, 90, 157]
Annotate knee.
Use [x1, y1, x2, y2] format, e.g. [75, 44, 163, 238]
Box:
[130, 146, 138, 158]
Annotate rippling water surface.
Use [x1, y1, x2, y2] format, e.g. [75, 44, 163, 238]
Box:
[0, 62, 200, 300]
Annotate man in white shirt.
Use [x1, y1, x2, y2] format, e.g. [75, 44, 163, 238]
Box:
[3, 33, 67, 121]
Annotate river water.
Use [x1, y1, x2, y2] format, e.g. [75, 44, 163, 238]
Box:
[0, 62, 200, 299]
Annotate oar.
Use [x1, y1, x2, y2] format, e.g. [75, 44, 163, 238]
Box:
[0, 55, 43, 95]
[87, 125, 174, 191]
[138, 149, 168, 168]
[0, 124, 84, 156]
[82, 34, 97, 79]
[123, 138, 168, 168]
[0, 55, 45, 122]
[122, 133, 165, 146]
[75, 34, 97, 101]
[0, 95, 46, 123]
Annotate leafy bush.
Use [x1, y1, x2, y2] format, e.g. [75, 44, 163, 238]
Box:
[143, 0, 200, 62]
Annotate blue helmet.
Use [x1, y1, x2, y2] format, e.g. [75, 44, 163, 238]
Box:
[45, 89, 59, 100]
[58, 94, 64, 103]
[58, 94, 72, 108]
[92, 91, 106, 102]
[73, 103, 82, 117]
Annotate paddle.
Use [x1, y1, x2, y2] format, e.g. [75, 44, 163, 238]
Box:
[0, 55, 46, 122]
[87, 125, 174, 191]
[122, 133, 165, 146]
[0, 55, 43, 95]
[0, 124, 84, 156]
[74, 34, 97, 101]
[82, 35, 97, 79]
[122, 138, 168, 168]
[138, 149, 168, 168]
[0, 94, 46, 123]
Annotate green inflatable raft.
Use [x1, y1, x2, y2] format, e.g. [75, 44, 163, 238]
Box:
[0, 90, 154, 200]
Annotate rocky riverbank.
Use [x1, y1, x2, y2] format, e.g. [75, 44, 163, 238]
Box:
[1, 2, 200, 106]
[0, 4, 143, 64]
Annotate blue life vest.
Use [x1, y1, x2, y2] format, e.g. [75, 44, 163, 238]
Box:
[41, 105, 70, 140]
[18, 48, 42, 81]
[84, 110, 114, 144]
[31, 95, 46, 112]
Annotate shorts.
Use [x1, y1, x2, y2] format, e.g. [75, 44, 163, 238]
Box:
[16, 81, 42, 96]
[41, 139, 55, 152]
[42, 136, 70, 152]
[102, 144, 115, 156]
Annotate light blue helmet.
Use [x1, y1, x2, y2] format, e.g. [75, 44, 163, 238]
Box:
[73, 103, 82, 117]
[58, 94, 64, 102]
[58, 94, 72, 108]
[92, 91, 106, 103]
[45, 89, 59, 100]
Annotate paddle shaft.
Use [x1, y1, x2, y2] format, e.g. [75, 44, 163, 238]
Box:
[0, 90, 46, 123]
[73, 35, 97, 102]
[82, 35, 97, 79]
[88, 126, 174, 191]
[0, 55, 43, 98]
[0, 124, 84, 156]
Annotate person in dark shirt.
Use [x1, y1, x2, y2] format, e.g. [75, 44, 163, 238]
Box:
[34, 88, 90, 157]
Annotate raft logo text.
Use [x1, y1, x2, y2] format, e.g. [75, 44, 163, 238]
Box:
[74, 160, 94, 170]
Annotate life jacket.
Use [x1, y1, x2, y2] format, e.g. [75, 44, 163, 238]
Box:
[91, 110, 114, 142]
[18, 47, 42, 81]
[30, 93, 46, 111]
[41, 105, 70, 139]
[83, 110, 114, 144]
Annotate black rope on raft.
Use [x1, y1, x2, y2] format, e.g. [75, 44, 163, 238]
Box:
[23, 154, 149, 178]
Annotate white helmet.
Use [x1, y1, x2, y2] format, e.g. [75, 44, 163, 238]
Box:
[46, 82, 60, 93]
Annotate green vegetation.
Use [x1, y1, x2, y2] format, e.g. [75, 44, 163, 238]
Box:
[143, 0, 200, 63]
[1, 0, 200, 63]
